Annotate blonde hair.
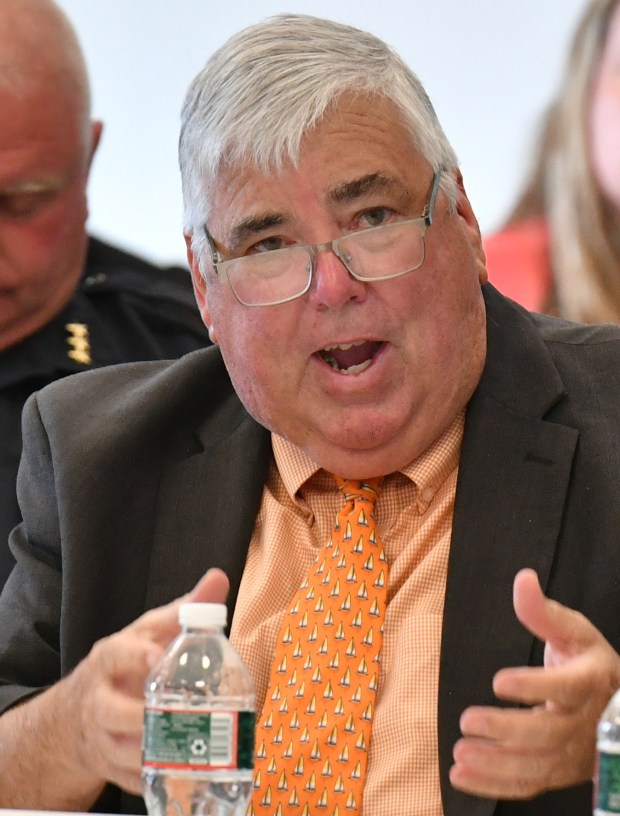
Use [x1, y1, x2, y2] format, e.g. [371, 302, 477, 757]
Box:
[503, 0, 620, 322]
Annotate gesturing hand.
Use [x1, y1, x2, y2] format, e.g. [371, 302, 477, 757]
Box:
[449, 568, 620, 800]
[47, 568, 230, 799]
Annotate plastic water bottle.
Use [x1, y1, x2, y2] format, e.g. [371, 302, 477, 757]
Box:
[596, 689, 620, 815]
[142, 602, 256, 816]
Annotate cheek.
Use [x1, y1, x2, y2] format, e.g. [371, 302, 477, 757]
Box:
[210, 295, 309, 432]
[19, 185, 88, 258]
[211, 305, 285, 417]
[0, 212, 86, 292]
[411, 245, 486, 361]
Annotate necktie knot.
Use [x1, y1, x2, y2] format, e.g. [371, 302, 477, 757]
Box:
[334, 477, 382, 510]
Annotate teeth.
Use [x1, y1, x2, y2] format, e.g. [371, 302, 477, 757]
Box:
[342, 360, 372, 375]
[319, 339, 382, 375]
[323, 357, 372, 375]
[324, 341, 366, 351]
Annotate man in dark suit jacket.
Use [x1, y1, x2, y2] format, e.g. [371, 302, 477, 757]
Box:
[1, 14, 620, 816]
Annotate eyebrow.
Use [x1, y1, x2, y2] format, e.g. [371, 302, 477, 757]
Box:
[328, 172, 409, 205]
[223, 173, 410, 251]
[228, 213, 285, 251]
[0, 179, 62, 195]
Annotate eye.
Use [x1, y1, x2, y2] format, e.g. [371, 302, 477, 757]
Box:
[356, 207, 394, 230]
[248, 235, 288, 254]
[0, 190, 55, 218]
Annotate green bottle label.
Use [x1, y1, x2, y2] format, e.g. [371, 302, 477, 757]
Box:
[143, 707, 255, 771]
[597, 751, 620, 812]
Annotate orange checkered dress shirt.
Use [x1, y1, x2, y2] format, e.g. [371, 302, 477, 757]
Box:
[230, 412, 463, 815]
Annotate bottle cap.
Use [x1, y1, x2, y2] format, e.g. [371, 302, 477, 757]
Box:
[179, 602, 227, 629]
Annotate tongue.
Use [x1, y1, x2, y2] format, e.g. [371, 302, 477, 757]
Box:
[330, 341, 382, 370]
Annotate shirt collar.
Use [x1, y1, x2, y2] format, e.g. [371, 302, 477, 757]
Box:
[272, 409, 464, 514]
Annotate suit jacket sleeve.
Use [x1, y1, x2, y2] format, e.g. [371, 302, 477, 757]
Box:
[0, 392, 62, 708]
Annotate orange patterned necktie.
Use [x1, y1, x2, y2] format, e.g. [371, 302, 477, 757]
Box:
[250, 477, 387, 815]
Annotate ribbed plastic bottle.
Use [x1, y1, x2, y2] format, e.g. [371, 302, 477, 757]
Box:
[142, 602, 256, 816]
[596, 688, 620, 815]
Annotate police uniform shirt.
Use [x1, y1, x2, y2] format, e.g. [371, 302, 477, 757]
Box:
[0, 236, 210, 588]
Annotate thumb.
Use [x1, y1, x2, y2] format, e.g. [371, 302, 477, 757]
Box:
[513, 568, 594, 655]
[186, 567, 230, 605]
[139, 569, 230, 662]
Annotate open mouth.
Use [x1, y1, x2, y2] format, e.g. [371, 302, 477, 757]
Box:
[318, 340, 384, 374]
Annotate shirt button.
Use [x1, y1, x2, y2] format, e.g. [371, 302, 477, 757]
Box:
[421, 486, 435, 503]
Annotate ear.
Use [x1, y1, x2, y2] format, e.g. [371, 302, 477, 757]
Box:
[184, 233, 218, 343]
[88, 120, 103, 168]
[453, 171, 488, 286]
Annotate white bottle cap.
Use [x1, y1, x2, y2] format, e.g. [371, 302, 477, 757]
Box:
[179, 602, 227, 629]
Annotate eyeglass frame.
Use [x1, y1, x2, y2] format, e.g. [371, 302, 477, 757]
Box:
[202, 170, 442, 307]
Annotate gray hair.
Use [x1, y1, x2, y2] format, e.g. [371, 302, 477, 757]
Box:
[179, 13, 459, 263]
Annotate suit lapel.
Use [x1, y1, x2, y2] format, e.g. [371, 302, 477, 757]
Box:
[144, 404, 271, 628]
[439, 288, 578, 816]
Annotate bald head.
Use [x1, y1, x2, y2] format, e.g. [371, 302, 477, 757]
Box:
[0, 0, 91, 120]
[0, 0, 102, 351]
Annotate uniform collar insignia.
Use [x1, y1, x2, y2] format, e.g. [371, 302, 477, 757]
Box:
[65, 322, 92, 365]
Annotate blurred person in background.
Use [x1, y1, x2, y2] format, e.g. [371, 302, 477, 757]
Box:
[484, 0, 620, 321]
[0, 0, 210, 587]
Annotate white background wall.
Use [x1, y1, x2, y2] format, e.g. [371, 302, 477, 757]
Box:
[56, 1, 591, 267]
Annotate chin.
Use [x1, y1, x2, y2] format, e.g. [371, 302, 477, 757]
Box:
[307, 436, 404, 480]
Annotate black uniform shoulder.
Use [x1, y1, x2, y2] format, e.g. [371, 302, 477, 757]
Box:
[82, 235, 198, 310]
[78, 236, 211, 356]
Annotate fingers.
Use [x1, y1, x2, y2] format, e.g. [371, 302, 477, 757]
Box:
[59, 629, 151, 787]
[459, 703, 575, 749]
[492, 653, 602, 710]
[450, 733, 589, 800]
[450, 569, 620, 801]
[90, 628, 159, 697]
[72, 568, 231, 791]
[452, 700, 595, 798]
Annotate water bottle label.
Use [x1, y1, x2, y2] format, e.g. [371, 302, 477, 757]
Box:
[143, 707, 255, 771]
[597, 751, 620, 812]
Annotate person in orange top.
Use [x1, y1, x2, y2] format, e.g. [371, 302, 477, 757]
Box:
[2, 13, 620, 816]
[484, 0, 620, 321]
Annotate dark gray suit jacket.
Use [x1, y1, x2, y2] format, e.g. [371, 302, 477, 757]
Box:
[1, 284, 620, 815]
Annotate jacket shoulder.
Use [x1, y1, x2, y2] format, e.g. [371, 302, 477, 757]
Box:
[480, 284, 620, 416]
[32, 346, 251, 451]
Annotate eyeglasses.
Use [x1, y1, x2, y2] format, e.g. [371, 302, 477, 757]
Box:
[203, 171, 441, 307]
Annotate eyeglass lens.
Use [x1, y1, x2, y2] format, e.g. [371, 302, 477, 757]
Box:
[227, 219, 426, 306]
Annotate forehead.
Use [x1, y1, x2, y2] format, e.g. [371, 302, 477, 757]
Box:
[209, 95, 429, 233]
[0, 84, 86, 181]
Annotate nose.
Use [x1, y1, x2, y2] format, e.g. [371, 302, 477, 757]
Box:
[308, 243, 367, 310]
